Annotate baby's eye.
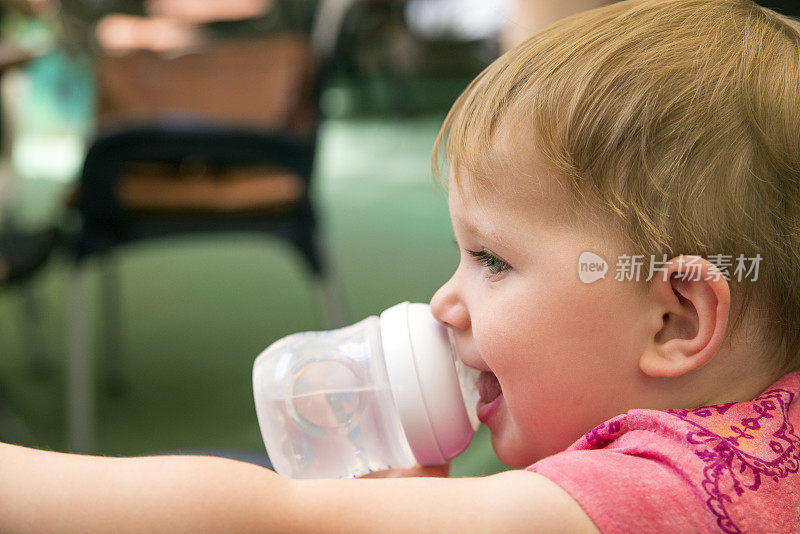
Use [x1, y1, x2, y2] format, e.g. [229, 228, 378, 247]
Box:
[467, 248, 511, 276]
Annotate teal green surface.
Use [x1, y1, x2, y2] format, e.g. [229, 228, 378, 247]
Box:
[0, 116, 509, 477]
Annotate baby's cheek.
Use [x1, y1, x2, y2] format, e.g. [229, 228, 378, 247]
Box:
[475, 323, 520, 367]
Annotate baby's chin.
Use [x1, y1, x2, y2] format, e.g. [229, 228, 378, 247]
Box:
[490, 413, 589, 468]
[489, 423, 547, 468]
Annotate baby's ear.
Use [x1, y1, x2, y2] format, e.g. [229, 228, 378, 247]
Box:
[639, 256, 730, 378]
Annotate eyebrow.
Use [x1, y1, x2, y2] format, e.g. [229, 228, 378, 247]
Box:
[452, 216, 513, 250]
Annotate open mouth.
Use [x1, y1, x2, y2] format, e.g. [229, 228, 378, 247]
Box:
[477, 371, 503, 424]
[478, 371, 502, 404]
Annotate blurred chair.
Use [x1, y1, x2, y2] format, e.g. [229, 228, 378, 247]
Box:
[0, 224, 56, 377]
[67, 30, 349, 452]
[0, 225, 56, 447]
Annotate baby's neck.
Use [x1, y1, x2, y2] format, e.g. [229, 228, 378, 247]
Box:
[686, 346, 786, 408]
[639, 343, 787, 412]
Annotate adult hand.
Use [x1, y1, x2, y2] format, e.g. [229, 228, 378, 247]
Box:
[95, 14, 201, 54]
[145, 0, 272, 24]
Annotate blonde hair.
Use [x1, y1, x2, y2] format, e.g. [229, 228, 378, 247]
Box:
[433, 0, 800, 372]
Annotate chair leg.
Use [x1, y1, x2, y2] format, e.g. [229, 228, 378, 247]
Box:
[100, 254, 125, 395]
[312, 234, 350, 329]
[311, 0, 359, 57]
[66, 265, 95, 453]
[18, 281, 51, 378]
[0, 398, 36, 446]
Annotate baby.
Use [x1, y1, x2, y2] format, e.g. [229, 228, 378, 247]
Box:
[2, 0, 799, 532]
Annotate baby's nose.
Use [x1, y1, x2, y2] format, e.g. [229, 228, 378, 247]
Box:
[430, 278, 470, 331]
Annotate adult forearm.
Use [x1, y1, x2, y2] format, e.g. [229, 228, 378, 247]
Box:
[0, 443, 290, 533]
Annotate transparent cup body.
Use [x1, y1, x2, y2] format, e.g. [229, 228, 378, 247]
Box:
[253, 316, 417, 479]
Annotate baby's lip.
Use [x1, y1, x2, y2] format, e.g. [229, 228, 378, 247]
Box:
[476, 371, 503, 425]
[459, 357, 491, 374]
[451, 340, 490, 372]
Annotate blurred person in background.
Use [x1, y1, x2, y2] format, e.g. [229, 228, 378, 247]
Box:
[502, 0, 613, 50]
[58, 0, 317, 54]
[502, 0, 799, 50]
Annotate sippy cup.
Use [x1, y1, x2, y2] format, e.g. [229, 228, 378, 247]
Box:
[252, 301, 480, 479]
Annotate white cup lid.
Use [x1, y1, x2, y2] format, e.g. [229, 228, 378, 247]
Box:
[380, 302, 479, 466]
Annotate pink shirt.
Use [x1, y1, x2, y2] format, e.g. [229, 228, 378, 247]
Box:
[527, 372, 800, 533]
